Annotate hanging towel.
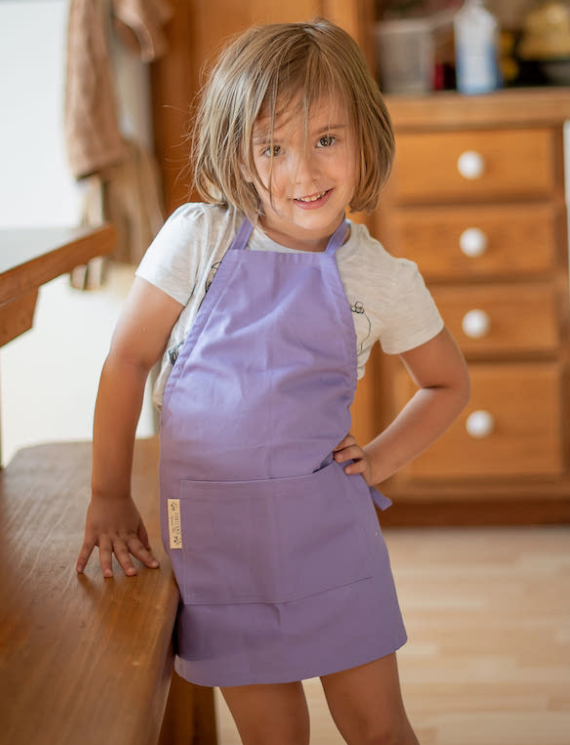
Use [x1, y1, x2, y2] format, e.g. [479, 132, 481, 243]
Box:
[112, 0, 173, 62]
[64, 0, 171, 283]
[64, 0, 126, 180]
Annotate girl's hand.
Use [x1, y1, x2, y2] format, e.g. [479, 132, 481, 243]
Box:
[333, 434, 374, 486]
[76, 495, 159, 578]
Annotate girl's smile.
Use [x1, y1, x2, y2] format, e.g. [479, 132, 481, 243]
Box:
[294, 189, 333, 209]
[250, 95, 357, 251]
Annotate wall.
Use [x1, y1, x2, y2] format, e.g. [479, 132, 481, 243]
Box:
[488, 0, 536, 28]
[0, 0, 154, 464]
[0, 0, 80, 227]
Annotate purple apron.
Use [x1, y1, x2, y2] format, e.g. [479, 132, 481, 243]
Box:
[159, 216, 407, 687]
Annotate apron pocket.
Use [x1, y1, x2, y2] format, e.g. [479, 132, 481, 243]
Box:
[175, 460, 375, 605]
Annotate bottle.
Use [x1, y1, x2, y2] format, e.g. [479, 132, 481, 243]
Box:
[454, 0, 502, 94]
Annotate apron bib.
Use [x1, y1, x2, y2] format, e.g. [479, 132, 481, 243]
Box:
[159, 216, 406, 687]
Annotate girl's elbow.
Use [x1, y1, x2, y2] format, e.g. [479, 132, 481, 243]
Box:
[103, 346, 154, 382]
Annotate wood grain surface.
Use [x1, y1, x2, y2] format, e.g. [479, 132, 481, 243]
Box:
[0, 438, 185, 745]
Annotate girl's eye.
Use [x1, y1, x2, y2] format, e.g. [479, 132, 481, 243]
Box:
[317, 135, 335, 148]
[263, 144, 282, 157]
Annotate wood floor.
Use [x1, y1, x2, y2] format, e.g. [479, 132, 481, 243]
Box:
[214, 526, 570, 745]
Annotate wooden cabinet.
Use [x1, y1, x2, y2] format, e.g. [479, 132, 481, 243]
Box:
[368, 89, 570, 524]
[395, 363, 564, 480]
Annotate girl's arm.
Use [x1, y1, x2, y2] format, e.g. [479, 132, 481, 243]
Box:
[76, 278, 184, 578]
[334, 327, 471, 485]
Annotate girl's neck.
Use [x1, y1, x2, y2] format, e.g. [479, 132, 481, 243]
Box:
[256, 216, 350, 253]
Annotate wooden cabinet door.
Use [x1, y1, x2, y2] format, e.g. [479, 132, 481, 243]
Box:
[394, 362, 564, 480]
[388, 202, 559, 281]
[392, 128, 557, 203]
[432, 283, 560, 357]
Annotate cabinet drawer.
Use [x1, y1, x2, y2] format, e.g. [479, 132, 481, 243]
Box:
[433, 284, 559, 356]
[392, 128, 557, 202]
[395, 363, 564, 479]
[390, 203, 559, 280]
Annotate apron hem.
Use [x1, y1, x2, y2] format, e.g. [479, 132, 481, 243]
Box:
[174, 632, 408, 688]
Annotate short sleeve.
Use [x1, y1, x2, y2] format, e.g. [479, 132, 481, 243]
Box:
[136, 203, 209, 305]
[378, 258, 444, 355]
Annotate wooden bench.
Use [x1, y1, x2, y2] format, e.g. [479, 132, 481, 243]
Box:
[0, 438, 218, 745]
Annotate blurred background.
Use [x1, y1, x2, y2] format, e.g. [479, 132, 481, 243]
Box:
[0, 0, 156, 464]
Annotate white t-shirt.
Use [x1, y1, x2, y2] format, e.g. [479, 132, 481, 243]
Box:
[136, 203, 444, 408]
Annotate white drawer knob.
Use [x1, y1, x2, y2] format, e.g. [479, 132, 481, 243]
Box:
[457, 151, 485, 180]
[465, 410, 494, 439]
[462, 309, 491, 339]
[459, 227, 488, 257]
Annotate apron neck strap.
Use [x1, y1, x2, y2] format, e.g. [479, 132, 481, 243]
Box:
[325, 217, 349, 256]
[231, 216, 255, 251]
[231, 215, 348, 255]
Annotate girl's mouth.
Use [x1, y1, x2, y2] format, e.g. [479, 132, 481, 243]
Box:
[293, 189, 332, 209]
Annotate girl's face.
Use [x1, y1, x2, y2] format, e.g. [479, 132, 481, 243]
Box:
[249, 94, 357, 252]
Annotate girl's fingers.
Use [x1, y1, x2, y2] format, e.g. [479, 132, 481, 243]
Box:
[76, 540, 95, 574]
[97, 534, 160, 578]
[343, 458, 366, 475]
[99, 536, 115, 578]
[332, 439, 372, 479]
[114, 540, 138, 576]
[334, 444, 364, 463]
[78, 504, 157, 577]
[128, 536, 160, 569]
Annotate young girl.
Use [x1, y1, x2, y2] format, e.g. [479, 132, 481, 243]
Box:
[77, 19, 470, 745]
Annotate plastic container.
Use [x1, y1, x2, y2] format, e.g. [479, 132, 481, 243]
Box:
[374, 11, 456, 95]
[454, 0, 502, 94]
[374, 18, 435, 94]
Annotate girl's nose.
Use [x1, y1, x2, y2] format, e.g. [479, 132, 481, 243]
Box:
[291, 151, 318, 187]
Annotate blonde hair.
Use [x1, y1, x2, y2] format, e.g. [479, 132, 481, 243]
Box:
[192, 19, 394, 220]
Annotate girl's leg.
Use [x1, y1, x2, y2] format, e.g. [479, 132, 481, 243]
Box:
[320, 653, 419, 745]
[220, 681, 310, 745]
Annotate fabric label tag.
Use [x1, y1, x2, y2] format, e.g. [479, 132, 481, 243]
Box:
[168, 499, 183, 549]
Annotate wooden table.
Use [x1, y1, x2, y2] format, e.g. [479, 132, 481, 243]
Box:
[0, 438, 218, 745]
[0, 439, 178, 745]
[0, 224, 116, 347]
[0, 226, 217, 744]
